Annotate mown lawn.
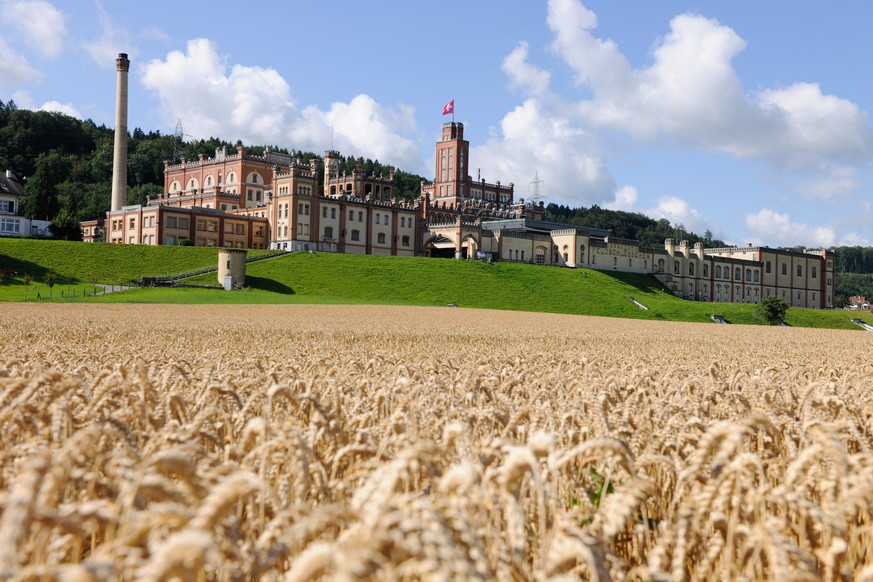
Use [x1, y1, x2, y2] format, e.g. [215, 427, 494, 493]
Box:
[2, 240, 871, 331]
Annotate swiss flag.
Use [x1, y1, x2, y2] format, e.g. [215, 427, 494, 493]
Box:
[442, 99, 454, 115]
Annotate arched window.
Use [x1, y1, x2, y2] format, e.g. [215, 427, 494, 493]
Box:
[746, 268, 752, 281]
[689, 262, 695, 276]
[674, 260, 680, 274]
[187, 178, 199, 191]
[753, 270, 760, 282]
[797, 265, 803, 277]
[169, 180, 181, 193]
[657, 258, 665, 272]
[811, 266, 817, 278]
[205, 175, 213, 186]
[643, 259, 648, 269]
[703, 264, 708, 277]
[227, 172, 237, 184]
[715, 265, 722, 278]
[735, 267, 741, 280]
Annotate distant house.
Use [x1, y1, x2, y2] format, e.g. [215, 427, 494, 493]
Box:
[849, 296, 869, 310]
[0, 170, 52, 238]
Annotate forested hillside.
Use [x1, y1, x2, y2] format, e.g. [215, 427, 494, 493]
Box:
[0, 101, 423, 239]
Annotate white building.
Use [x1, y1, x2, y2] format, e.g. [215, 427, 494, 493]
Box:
[0, 170, 52, 238]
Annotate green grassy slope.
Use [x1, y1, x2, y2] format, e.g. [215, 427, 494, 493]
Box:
[2, 240, 871, 330]
[0, 239, 225, 282]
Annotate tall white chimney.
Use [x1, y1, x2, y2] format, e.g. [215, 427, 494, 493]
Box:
[110, 53, 130, 212]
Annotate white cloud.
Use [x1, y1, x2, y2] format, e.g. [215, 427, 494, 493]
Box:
[839, 232, 871, 246]
[644, 196, 709, 234]
[603, 185, 637, 211]
[472, 99, 616, 208]
[795, 165, 859, 201]
[82, 0, 132, 68]
[2, 0, 66, 58]
[546, 0, 873, 169]
[0, 39, 41, 87]
[141, 39, 423, 172]
[503, 42, 550, 95]
[745, 208, 835, 247]
[39, 100, 81, 118]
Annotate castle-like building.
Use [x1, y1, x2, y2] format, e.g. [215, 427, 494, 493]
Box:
[81, 121, 835, 309]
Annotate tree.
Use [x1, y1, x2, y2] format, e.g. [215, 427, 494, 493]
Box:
[22, 151, 73, 220]
[22, 273, 32, 300]
[43, 271, 58, 300]
[754, 296, 789, 325]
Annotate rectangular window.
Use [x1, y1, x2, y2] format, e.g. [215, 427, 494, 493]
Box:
[167, 216, 177, 228]
[383, 215, 388, 225]
[331, 208, 336, 219]
[322, 207, 327, 218]
[129, 218, 135, 229]
[377, 232, 386, 244]
[782, 263, 787, 275]
[766, 261, 771, 273]
[375, 213, 380, 224]
[401, 235, 410, 246]
[0, 217, 20, 233]
[178, 218, 189, 229]
[351, 229, 360, 241]
[358, 211, 363, 221]
[349, 210, 354, 221]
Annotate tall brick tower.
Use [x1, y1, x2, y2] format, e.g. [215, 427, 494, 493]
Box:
[110, 53, 130, 212]
[434, 122, 469, 204]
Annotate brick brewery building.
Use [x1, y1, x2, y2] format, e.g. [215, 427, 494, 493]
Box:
[82, 56, 835, 308]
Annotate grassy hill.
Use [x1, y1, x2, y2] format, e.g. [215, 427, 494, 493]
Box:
[2, 239, 871, 330]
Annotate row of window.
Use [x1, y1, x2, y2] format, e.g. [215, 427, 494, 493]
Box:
[766, 261, 818, 278]
[325, 227, 409, 246]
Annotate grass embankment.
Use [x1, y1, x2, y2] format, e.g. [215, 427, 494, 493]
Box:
[1, 239, 871, 330]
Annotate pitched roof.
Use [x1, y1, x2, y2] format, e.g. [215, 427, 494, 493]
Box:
[0, 171, 25, 197]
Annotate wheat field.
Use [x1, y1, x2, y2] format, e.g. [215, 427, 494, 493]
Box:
[0, 303, 871, 581]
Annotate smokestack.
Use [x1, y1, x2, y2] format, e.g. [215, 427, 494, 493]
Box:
[110, 52, 130, 212]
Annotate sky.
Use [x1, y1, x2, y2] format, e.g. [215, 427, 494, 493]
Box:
[3, 0, 873, 248]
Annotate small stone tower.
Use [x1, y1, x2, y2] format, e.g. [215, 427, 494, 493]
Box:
[218, 248, 247, 290]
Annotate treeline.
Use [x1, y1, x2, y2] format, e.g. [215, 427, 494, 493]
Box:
[545, 203, 727, 248]
[0, 101, 424, 240]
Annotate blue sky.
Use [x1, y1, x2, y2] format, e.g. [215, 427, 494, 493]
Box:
[3, 0, 873, 248]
